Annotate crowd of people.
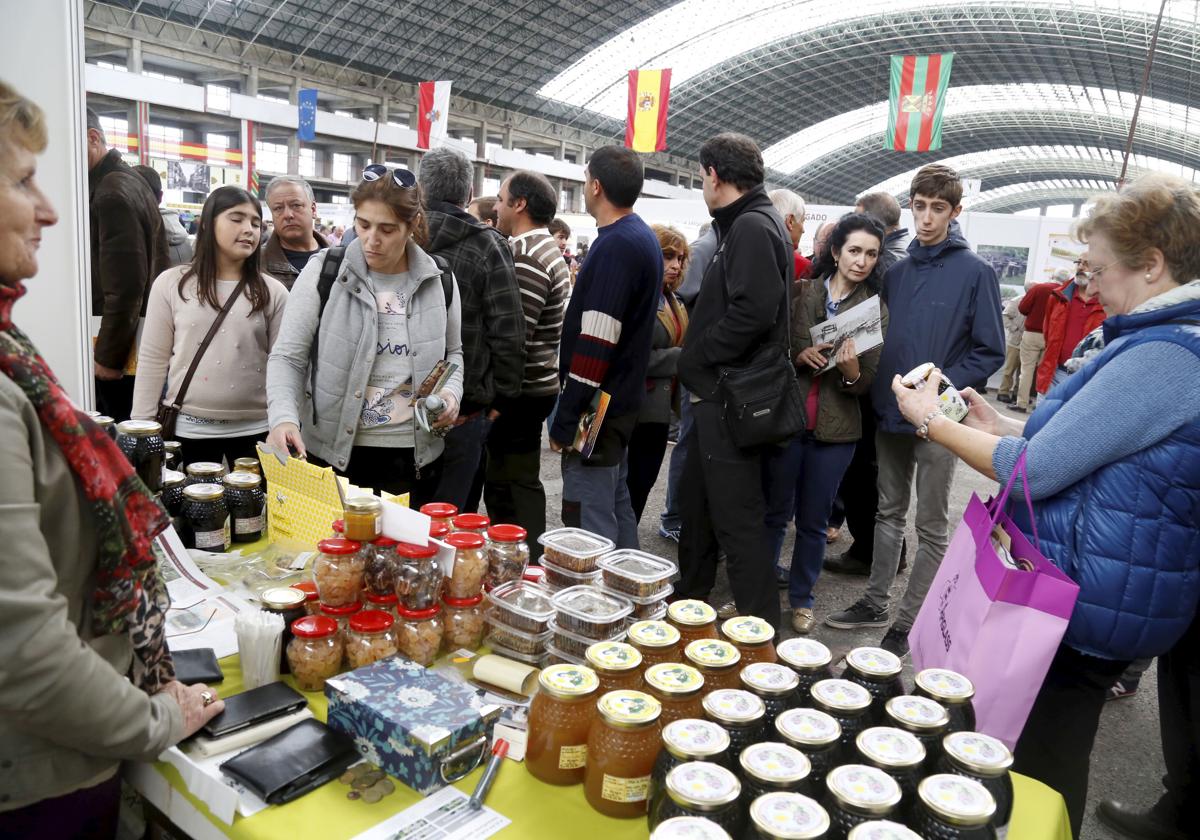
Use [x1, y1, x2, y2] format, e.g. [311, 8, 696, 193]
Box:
[2, 73, 1200, 840]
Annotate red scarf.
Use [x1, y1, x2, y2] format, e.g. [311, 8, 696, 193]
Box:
[0, 282, 173, 692]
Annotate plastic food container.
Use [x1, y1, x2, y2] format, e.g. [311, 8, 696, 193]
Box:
[545, 642, 587, 667]
[549, 616, 626, 659]
[541, 557, 600, 591]
[598, 550, 676, 599]
[488, 639, 550, 667]
[538, 528, 614, 573]
[551, 585, 633, 638]
[485, 579, 556, 634]
[485, 614, 553, 655]
[636, 601, 669, 622]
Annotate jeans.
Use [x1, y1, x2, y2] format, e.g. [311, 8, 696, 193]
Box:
[432, 412, 490, 510]
[864, 430, 957, 628]
[787, 435, 856, 609]
[1017, 330, 1045, 407]
[561, 452, 639, 549]
[659, 388, 694, 531]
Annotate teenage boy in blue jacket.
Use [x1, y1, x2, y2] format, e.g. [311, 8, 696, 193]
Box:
[826, 164, 1005, 655]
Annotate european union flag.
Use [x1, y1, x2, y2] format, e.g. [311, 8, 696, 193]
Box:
[297, 88, 318, 142]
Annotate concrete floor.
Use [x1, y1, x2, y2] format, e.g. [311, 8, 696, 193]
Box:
[515, 390, 1165, 839]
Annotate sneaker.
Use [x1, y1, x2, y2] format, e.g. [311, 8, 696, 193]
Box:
[716, 601, 739, 620]
[791, 608, 815, 634]
[825, 599, 889, 629]
[1107, 677, 1141, 701]
[879, 625, 910, 657]
[658, 525, 681, 543]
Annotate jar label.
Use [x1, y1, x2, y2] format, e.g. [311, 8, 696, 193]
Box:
[663, 719, 729, 755]
[234, 514, 265, 535]
[195, 527, 228, 550]
[886, 695, 949, 728]
[847, 646, 902, 676]
[776, 637, 832, 668]
[858, 727, 924, 766]
[742, 662, 798, 692]
[811, 679, 871, 710]
[628, 619, 679, 647]
[776, 708, 840, 744]
[750, 791, 831, 836]
[919, 774, 995, 820]
[597, 690, 661, 724]
[601, 774, 649, 803]
[645, 663, 704, 693]
[740, 743, 809, 781]
[668, 599, 716, 625]
[702, 688, 764, 723]
[685, 639, 739, 667]
[827, 765, 900, 807]
[557, 744, 587, 770]
[916, 668, 974, 699]
[721, 616, 773, 644]
[540, 664, 599, 696]
[944, 731, 1011, 771]
[666, 762, 738, 803]
[586, 641, 641, 671]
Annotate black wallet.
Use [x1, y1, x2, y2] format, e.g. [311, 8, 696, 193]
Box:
[202, 682, 308, 739]
[172, 648, 224, 686]
[219, 718, 358, 804]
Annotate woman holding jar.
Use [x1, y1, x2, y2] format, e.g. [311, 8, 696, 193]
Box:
[132, 186, 288, 466]
[890, 174, 1200, 838]
[625, 223, 689, 522]
[0, 82, 224, 836]
[266, 165, 464, 503]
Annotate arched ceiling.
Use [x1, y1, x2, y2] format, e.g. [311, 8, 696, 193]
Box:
[970, 182, 1109, 212]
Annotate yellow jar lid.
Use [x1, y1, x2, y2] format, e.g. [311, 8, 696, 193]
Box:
[538, 663, 599, 698]
[644, 663, 705, 695]
[684, 639, 741, 669]
[721, 615, 774, 645]
[668, 599, 716, 626]
[585, 641, 642, 672]
[597, 689, 661, 727]
[628, 619, 680, 648]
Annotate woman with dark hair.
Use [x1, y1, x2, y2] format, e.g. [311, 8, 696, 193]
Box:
[133, 185, 288, 466]
[266, 165, 463, 503]
[625, 223, 690, 521]
[776, 212, 887, 634]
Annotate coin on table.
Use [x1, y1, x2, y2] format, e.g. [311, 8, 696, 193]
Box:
[339, 771, 355, 784]
[346, 790, 361, 800]
[361, 788, 383, 804]
[364, 770, 385, 785]
[352, 777, 375, 790]
[374, 779, 395, 795]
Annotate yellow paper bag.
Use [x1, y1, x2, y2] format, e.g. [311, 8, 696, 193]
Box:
[257, 444, 346, 548]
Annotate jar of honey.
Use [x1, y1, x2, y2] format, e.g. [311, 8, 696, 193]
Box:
[684, 639, 742, 694]
[526, 663, 600, 785]
[667, 600, 719, 645]
[643, 663, 707, 726]
[585, 641, 644, 694]
[343, 496, 382, 543]
[627, 620, 681, 674]
[583, 690, 663, 818]
[719, 615, 777, 665]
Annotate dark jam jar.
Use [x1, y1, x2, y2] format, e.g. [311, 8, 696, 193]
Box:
[822, 764, 902, 839]
[650, 718, 732, 817]
[115, 420, 165, 493]
[650, 817, 734, 840]
[702, 689, 766, 763]
[912, 774, 997, 840]
[883, 696, 950, 774]
[94, 415, 117, 440]
[841, 647, 905, 722]
[853, 727, 926, 819]
[186, 461, 225, 487]
[233, 456, 261, 476]
[648, 761, 744, 838]
[222, 471, 265, 543]
[740, 662, 801, 730]
[163, 439, 182, 470]
[810, 679, 873, 752]
[261, 586, 307, 673]
[774, 708, 842, 788]
[914, 668, 977, 734]
[937, 731, 1014, 836]
[846, 822, 922, 840]
[748, 792, 831, 840]
[776, 638, 835, 699]
[182, 483, 229, 551]
[739, 741, 812, 800]
[160, 469, 186, 518]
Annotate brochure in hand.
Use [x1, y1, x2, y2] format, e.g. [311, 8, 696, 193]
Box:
[808, 294, 883, 374]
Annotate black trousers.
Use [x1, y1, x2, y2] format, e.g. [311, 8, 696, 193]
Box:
[1155, 608, 1200, 832]
[677, 400, 781, 632]
[1012, 643, 1130, 838]
[625, 421, 669, 523]
[177, 433, 263, 470]
[834, 396, 881, 564]
[483, 394, 556, 561]
[313, 446, 442, 508]
[94, 375, 135, 423]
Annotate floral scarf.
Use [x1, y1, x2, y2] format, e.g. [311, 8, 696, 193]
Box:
[0, 282, 174, 692]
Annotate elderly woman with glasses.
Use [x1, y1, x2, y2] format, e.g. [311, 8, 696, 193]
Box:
[267, 164, 464, 503]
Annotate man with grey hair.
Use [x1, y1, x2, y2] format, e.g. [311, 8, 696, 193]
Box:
[855, 191, 908, 273]
[420, 146, 525, 509]
[262, 175, 327, 289]
[768, 188, 811, 280]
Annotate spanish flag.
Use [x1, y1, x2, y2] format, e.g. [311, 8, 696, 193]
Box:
[625, 69, 672, 153]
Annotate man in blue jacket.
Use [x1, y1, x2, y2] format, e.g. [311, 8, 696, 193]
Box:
[827, 164, 1005, 656]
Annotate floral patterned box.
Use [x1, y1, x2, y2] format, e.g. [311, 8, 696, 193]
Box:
[324, 657, 501, 794]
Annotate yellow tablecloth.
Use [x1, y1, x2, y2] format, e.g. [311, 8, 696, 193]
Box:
[140, 656, 1073, 840]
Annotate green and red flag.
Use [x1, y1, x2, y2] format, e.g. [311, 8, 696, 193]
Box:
[886, 53, 954, 152]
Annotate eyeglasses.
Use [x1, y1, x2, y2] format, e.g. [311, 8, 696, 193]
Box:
[1088, 263, 1109, 278]
[362, 164, 416, 189]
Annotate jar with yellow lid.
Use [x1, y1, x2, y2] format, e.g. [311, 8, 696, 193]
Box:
[684, 639, 742, 694]
[585, 640, 643, 694]
[643, 663, 707, 726]
[527, 663, 601, 786]
[701, 688, 765, 762]
[667, 600, 719, 645]
[583, 690, 663, 818]
[649, 718, 732, 818]
[719, 615, 777, 665]
[343, 496, 382, 543]
[627, 620, 681, 673]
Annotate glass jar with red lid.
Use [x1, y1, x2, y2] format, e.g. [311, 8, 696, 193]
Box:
[364, 590, 399, 619]
[394, 541, 444, 610]
[420, 502, 458, 528]
[330, 519, 345, 538]
[364, 536, 399, 597]
[443, 593, 486, 651]
[287, 615, 344, 691]
[345, 609, 400, 669]
[485, 524, 530, 590]
[445, 532, 488, 598]
[452, 512, 490, 535]
[397, 604, 444, 666]
[320, 600, 362, 635]
[430, 520, 451, 540]
[290, 581, 320, 615]
[313, 537, 365, 606]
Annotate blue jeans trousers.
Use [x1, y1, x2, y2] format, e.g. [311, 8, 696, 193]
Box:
[659, 388, 694, 531]
[786, 435, 856, 608]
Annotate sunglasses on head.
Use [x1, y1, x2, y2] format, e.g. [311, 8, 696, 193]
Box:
[362, 163, 416, 188]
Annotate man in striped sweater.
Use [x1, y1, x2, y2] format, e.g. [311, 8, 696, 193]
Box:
[490, 171, 571, 558]
[548, 146, 662, 548]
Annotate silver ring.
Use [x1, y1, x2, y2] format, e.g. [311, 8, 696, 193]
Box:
[200, 690, 215, 707]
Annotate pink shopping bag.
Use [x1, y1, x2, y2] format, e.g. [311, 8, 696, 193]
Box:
[908, 452, 1079, 749]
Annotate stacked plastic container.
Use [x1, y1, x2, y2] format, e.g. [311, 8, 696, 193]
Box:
[597, 549, 676, 621]
[537, 527, 613, 591]
[484, 579, 557, 666]
[547, 585, 634, 665]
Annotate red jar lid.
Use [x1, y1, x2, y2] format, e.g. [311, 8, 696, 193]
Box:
[349, 609, 395, 632]
[320, 601, 362, 616]
[291, 581, 319, 602]
[366, 591, 399, 606]
[487, 524, 527, 542]
[452, 513, 490, 530]
[446, 532, 486, 550]
[420, 502, 459, 519]
[372, 536, 398, 547]
[318, 537, 363, 555]
[331, 519, 344, 533]
[292, 615, 338, 637]
[429, 521, 451, 538]
[523, 566, 546, 584]
[398, 605, 442, 620]
[396, 541, 439, 559]
[443, 593, 484, 608]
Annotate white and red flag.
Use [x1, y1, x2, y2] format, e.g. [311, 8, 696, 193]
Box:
[416, 80, 452, 149]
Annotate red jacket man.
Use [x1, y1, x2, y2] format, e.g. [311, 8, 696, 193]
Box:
[1037, 278, 1107, 393]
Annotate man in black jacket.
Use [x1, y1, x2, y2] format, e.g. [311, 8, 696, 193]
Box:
[676, 133, 791, 631]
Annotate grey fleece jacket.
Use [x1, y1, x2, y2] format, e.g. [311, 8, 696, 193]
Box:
[266, 238, 464, 470]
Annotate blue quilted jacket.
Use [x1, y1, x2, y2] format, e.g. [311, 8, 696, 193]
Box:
[1013, 297, 1200, 660]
